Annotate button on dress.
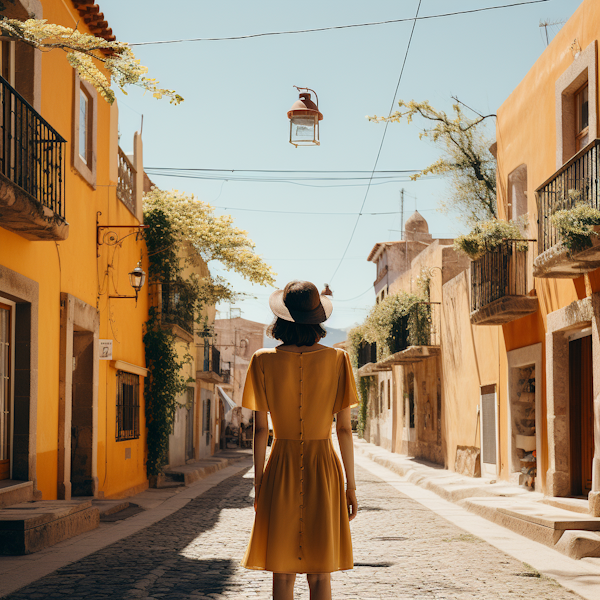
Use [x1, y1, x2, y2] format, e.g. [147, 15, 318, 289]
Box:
[241, 346, 358, 574]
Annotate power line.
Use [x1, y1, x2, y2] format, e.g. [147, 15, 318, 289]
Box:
[145, 168, 423, 174]
[129, 1, 550, 46]
[329, 0, 423, 285]
[211, 205, 439, 215]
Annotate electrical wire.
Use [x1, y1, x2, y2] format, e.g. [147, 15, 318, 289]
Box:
[329, 0, 422, 285]
[129, 1, 550, 46]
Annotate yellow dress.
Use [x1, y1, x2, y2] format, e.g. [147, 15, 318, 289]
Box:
[241, 346, 358, 574]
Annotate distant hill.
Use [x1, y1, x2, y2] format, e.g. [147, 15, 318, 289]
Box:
[262, 326, 348, 348]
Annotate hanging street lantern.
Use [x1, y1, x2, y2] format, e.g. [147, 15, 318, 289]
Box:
[287, 86, 323, 147]
[128, 260, 146, 299]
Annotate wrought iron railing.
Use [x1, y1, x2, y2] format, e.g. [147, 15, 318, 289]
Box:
[357, 341, 377, 368]
[0, 75, 66, 217]
[161, 281, 194, 334]
[471, 240, 533, 313]
[536, 138, 600, 253]
[117, 146, 136, 214]
[407, 302, 441, 347]
[203, 343, 221, 376]
[384, 302, 441, 356]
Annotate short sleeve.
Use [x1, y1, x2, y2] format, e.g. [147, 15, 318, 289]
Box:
[333, 350, 359, 414]
[242, 353, 269, 412]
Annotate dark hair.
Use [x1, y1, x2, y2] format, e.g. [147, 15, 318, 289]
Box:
[267, 317, 327, 346]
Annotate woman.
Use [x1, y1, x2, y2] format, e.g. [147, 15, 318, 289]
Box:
[241, 280, 358, 600]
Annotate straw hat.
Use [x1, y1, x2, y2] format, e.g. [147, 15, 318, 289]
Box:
[269, 280, 333, 324]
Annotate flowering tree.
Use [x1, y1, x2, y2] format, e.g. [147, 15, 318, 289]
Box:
[143, 187, 275, 289]
[0, 18, 182, 104]
[369, 100, 496, 226]
[142, 188, 274, 477]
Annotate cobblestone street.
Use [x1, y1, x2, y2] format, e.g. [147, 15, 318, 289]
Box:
[2, 460, 582, 600]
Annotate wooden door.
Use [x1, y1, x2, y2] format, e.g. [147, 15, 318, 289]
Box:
[0, 302, 12, 481]
[569, 336, 594, 496]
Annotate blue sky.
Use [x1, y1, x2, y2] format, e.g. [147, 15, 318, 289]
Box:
[100, 0, 580, 330]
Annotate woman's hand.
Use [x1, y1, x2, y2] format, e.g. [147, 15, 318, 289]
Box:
[346, 489, 358, 521]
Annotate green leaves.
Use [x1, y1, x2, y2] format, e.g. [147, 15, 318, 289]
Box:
[551, 202, 600, 253]
[454, 218, 527, 259]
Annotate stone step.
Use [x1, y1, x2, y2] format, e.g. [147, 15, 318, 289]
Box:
[163, 451, 250, 486]
[463, 497, 600, 559]
[541, 497, 590, 515]
[92, 499, 130, 517]
[0, 499, 99, 555]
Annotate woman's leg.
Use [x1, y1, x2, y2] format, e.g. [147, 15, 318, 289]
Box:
[307, 573, 331, 600]
[273, 573, 296, 600]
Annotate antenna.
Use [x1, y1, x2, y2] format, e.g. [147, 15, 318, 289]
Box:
[400, 188, 405, 240]
[539, 18, 566, 46]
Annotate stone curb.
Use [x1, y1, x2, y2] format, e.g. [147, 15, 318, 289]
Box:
[353, 437, 600, 560]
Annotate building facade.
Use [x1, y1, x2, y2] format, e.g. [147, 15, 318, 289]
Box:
[0, 0, 151, 506]
[361, 0, 600, 516]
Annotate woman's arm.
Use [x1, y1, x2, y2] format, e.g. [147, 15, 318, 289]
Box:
[336, 407, 358, 521]
[253, 410, 269, 510]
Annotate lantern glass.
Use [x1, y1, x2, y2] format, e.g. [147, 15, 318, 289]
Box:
[290, 115, 319, 146]
[129, 265, 146, 292]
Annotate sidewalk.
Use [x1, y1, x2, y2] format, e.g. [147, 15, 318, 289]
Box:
[0, 449, 252, 597]
[354, 436, 600, 560]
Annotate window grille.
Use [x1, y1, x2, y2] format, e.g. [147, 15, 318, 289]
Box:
[116, 371, 140, 441]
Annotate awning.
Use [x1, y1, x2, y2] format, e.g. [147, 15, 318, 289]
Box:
[216, 386, 238, 414]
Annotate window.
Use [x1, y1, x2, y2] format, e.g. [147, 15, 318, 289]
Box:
[116, 371, 140, 441]
[0, 41, 14, 86]
[79, 88, 90, 164]
[387, 379, 391, 410]
[379, 381, 384, 414]
[575, 83, 589, 152]
[73, 75, 97, 187]
[202, 397, 211, 445]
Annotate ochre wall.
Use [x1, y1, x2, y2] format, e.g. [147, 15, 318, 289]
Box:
[0, 0, 149, 499]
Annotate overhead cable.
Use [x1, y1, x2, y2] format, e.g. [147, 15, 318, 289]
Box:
[129, 1, 550, 46]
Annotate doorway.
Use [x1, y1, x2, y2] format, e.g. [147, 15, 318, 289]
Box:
[480, 384, 498, 477]
[0, 301, 14, 481]
[71, 330, 95, 496]
[569, 335, 594, 497]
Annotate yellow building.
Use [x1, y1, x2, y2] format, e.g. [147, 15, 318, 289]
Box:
[0, 0, 150, 511]
[361, 0, 600, 517]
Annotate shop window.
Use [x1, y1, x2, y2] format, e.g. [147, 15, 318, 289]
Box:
[73, 75, 97, 187]
[116, 371, 140, 441]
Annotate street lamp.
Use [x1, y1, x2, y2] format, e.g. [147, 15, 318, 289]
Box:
[287, 87, 323, 147]
[128, 261, 146, 299]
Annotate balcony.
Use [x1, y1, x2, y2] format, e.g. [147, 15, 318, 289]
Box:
[470, 240, 538, 325]
[0, 75, 68, 241]
[161, 281, 194, 342]
[117, 147, 136, 216]
[197, 344, 223, 384]
[535, 139, 600, 278]
[358, 303, 441, 375]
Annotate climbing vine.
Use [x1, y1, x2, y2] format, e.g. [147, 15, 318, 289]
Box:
[142, 188, 274, 476]
[357, 376, 373, 438]
[143, 308, 192, 477]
